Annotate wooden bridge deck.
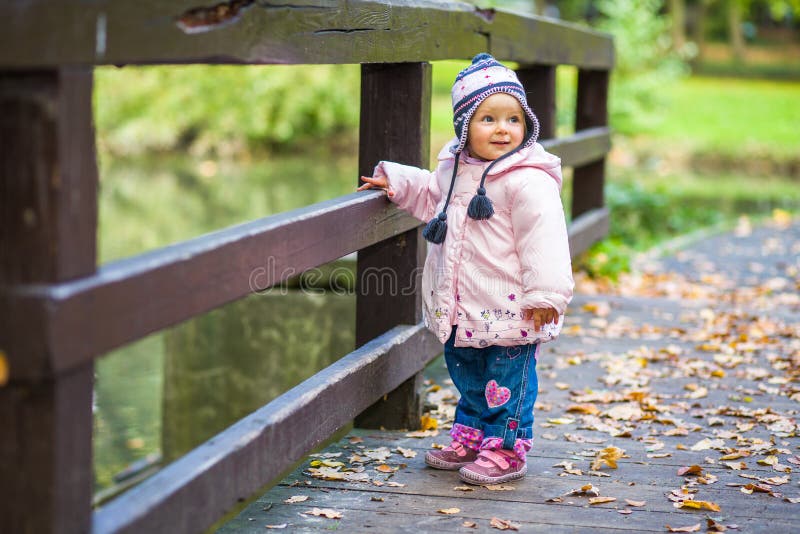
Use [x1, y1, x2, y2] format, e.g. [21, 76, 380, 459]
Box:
[220, 220, 800, 533]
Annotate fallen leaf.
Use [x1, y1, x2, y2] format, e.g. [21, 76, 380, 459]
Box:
[690, 438, 725, 451]
[784, 496, 800, 504]
[304, 508, 342, 519]
[566, 403, 600, 415]
[396, 447, 417, 458]
[405, 429, 438, 438]
[674, 500, 721, 512]
[591, 446, 626, 470]
[589, 496, 617, 505]
[348, 436, 364, 444]
[485, 484, 515, 491]
[462, 521, 478, 528]
[625, 499, 646, 507]
[370, 496, 384, 502]
[374, 464, 396, 473]
[677, 465, 703, 476]
[490, 517, 520, 531]
[453, 485, 475, 492]
[618, 509, 632, 515]
[386, 481, 405, 487]
[420, 415, 438, 431]
[547, 417, 576, 425]
[265, 524, 288, 529]
[283, 495, 308, 504]
[665, 524, 701, 533]
[437, 507, 460, 515]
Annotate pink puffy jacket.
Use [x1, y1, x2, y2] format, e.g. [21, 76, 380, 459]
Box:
[374, 138, 574, 348]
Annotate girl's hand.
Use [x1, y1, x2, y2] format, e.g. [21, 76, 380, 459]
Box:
[522, 307, 558, 332]
[358, 175, 395, 198]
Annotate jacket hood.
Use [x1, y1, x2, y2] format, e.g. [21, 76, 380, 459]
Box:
[437, 137, 563, 191]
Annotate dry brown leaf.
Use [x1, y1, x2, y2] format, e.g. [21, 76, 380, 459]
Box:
[304, 508, 343, 519]
[589, 496, 617, 505]
[453, 485, 475, 492]
[348, 436, 364, 444]
[485, 484, 515, 491]
[677, 465, 703, 476]
[618, 509, 632, 515]
[490, 517, 520, 531]
[462, 521, 478, 528]
[374, 464, 395, 473]
[405, 429, 439, 438]
[283, 495, 308, 504]
[665, 524, 701, 533]
[566, 403, 600, 415]
[386, 481, 405, 487]
[690, 438, 725, 451]
[437, 507, 460, 515]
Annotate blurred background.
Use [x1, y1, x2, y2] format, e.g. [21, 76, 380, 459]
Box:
[91, 0, 799, 504]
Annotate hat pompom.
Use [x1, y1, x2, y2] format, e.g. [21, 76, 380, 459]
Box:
[423, 212, 448, 244]
[471, 52, 494, 64]
[467, 188, 494, 220]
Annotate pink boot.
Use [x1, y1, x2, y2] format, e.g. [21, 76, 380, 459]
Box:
[458, 449, 527, 485]
[424, 441, 479, 470]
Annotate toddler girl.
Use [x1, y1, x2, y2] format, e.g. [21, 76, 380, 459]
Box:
[358, 54, 574, 485]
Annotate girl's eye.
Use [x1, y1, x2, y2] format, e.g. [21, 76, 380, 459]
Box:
[510, 117, 520, 123]
[481, 116, 494, 122]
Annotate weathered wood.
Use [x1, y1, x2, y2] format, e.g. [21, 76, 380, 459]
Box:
[0, 191, 419, 381]
[0, 69, 96, 534]
[540, 126, 611, 168]
[355, 62, 431, 430]
[0, 1, 614, 69]
[517, 65, 556, 140]
[567, 207, 610, 257]
[572, 69, 609, 219]
[92, 324, 441, 534]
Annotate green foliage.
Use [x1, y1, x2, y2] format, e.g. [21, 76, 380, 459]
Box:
[594, 0, 689, 135]
[95, 64, 359, 157]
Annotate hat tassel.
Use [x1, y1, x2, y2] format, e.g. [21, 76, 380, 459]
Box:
[423, 212, 448, 244]
[467, 186, 494, 220]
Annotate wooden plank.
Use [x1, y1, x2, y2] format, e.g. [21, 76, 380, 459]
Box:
[541, 126, 611, 168]
[0, 1, 614, 69]
[517, 65, 556, 140]
[567, 207, 610, 257]
[92, 323, 441, 534]
[0, 191, 419, 381]
[572, 69, 609, 219]
[0, 68, 96, 534]
[355, 62, 430, 430]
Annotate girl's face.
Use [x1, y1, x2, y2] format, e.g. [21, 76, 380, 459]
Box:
[467, 93, 525, 161]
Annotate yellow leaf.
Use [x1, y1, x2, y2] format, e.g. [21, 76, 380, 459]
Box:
[396, 447, 417, 458]
[547, 417, 576, 425]
[677, 465, 703, 476]
[420, 415, 438, 431]
[284, 495, 309, 504]
[591, 446, 626, 471]
[758, 455, 778, 466]
[566, 403, 600, 415]
[589, 496, 617, 505]
[486, 484, 515, 491]
[675, 500, 721, 512]
[374, 464, 395, 473]
[437, 507, 460, 515]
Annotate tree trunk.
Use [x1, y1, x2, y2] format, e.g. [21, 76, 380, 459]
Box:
[729, 0, 746, 62]
[693, 0, 709, 64]
[669, 0, 686, 51]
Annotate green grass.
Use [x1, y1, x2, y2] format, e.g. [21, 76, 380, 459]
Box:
[637, 76, 800, 159]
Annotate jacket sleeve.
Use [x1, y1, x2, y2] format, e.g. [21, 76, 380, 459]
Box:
[511, 172, 575, 315]
[373, 161, 442, 223]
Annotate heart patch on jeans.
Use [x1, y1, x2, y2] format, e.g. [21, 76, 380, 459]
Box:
[485, 379, 511, 408]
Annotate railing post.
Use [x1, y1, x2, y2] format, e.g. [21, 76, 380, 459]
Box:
[572, 69, 609, 219]
[355, 62, 431, 430]
[0, 69, 98, 533]
[516, 65, 557, 140]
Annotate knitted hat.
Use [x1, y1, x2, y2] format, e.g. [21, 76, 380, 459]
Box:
[422, 53, 540, 245]
[451, 53, 540, 154]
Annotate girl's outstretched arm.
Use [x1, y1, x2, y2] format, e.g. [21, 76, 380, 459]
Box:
[358, 161, 443, 223]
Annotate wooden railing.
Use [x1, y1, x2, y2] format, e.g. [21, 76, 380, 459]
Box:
[0, 1, 613, 532]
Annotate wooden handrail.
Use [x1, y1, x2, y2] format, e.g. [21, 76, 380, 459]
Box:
[0, 2, 614, 532]
[0, 0, 614, 69]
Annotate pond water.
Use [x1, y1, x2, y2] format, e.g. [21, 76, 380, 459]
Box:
[93, 151, 359, 496]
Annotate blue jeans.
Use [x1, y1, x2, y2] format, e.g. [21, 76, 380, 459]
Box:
[444, 327, 538, 450]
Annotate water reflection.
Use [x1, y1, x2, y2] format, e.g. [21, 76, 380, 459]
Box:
[93, 151, 357, 496]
